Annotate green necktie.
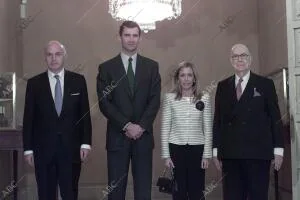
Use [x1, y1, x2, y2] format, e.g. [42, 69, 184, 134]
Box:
[127, 57, 134, 94]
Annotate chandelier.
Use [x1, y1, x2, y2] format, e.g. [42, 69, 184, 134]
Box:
[109, 0, 182, 32]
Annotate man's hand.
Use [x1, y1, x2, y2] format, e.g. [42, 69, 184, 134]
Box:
[213, 157, 222, 171]
[124, 131, 133, 139]
[124, 123, 139, 139]
[273, 155, 283, 171]
[125, 123, 144, 140]
[134, 125, 144, 139]
[80, 148, 91, 162]
[24, 154, 34, 167]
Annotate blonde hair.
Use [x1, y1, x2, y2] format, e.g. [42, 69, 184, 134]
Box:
[171, 61, 202, 102]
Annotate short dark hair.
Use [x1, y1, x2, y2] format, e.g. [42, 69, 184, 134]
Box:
[119, 21, 141, 36]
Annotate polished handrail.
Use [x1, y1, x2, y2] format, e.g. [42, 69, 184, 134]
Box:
[264, 67, 289, 104]
[264, 67, 288, 77]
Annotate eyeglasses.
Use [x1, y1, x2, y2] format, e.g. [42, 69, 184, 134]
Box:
[231, 53, 249, 61]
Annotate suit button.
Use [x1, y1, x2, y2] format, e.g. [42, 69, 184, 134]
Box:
[228, 123, 232, 126]
[242, 122, 246, 125]
[248, 108, 251, 111]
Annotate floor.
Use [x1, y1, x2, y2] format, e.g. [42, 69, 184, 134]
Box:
[118, 183, 291, 200]
[16, 181, 293, 200]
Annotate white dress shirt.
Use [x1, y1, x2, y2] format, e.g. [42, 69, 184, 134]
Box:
[24, 68, 91, 156]
[213, 71, 284, 157]
[121, 52, 137, 74]
[235, 70, 250, 93]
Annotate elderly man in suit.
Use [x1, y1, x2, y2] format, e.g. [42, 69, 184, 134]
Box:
[23, 40, 92, 200]
[97, 21, 161, 200]
[212, 44, 284, 200]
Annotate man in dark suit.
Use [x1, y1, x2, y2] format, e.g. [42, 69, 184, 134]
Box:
[23, 41, 92, 200]
[212, 44, 284, 200]
[97, 21, 161, 200]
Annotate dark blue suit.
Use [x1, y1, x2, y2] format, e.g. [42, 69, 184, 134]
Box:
[23, 70, 92, 200]
[97, 54, 161, 200]
[213, 72, 284, 200]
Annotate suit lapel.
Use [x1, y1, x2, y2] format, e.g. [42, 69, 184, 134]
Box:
[134, 54, 143, 94]
[60, 70, 69, 117]
[114, 54, 132, 99]
[42, 72, 58, 117]
[238, 73, 255, 103]
[114, 54, 144, 98]
[231, 72, 255, 118]
[228, 75, 237, 105]
[223, 76, 237, 121]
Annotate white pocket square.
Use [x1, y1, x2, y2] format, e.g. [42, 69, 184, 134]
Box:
[70, 93, 80, 96]
[253, 88, 261, 97]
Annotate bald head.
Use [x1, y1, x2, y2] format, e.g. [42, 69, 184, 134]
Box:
[231, 44, 250, 56]
[44, 40, 66, 73]
[44, 40, 67, 56]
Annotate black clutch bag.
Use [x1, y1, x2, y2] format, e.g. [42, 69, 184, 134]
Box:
[156, 167, 176, 194]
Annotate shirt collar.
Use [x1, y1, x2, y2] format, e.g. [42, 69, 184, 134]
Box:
[235, 70, 250, 85]
[48, 68, 65, 79]
[120, 52, 137, 62]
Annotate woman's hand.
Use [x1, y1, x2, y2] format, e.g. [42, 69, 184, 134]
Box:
[201, 158, 210, 169]
[165, 158, 175, 168]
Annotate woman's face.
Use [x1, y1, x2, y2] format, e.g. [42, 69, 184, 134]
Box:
[178, 67, 195, 91]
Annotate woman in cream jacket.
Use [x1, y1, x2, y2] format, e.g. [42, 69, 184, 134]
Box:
[161, 61, 212, 200]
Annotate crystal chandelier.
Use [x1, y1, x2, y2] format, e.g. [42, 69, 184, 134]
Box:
[109, 0, 182, 32]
